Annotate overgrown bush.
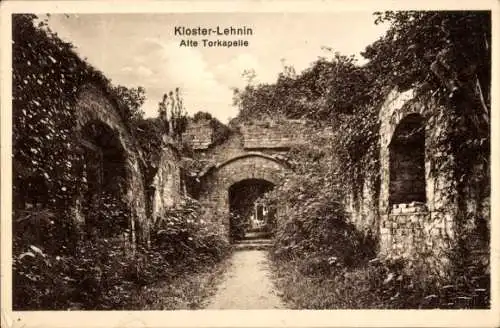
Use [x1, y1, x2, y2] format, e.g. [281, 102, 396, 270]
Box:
[234, 11, 490, 309]
[272, 253, 489, 309]
[14, 236, 133, 310]
[13, 234, 179, 310]
[152, 197, 230, 265]
[11, 14, 232, 311]
[270, 185, 377, 270]
[264, 130, 377, 271]
[13, 197, 230, 310]
[229, 213, 248, 240]
[367, 255, 490, 309]
[13, 208, 80, 256]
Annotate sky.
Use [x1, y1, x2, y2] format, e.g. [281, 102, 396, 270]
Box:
[45, 13, 390, 122]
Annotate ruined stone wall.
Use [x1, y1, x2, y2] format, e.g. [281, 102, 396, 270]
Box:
[345, 88, 489, 270]
[189, 119, 310, 165]
[377, 89, 456, 266]
[198, 154, 287, 238]
[150, 145, 183, 223]
[73, 84, 187, 246]
[376, 88, 489, 269]
[347, 173, 379, 238]
[183, 119, 213, 150]
[188, 119, 307, 239]
[239, 120, 308, 150]
[74, 83, 149, 243]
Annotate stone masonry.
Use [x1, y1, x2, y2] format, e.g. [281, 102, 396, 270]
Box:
[186, 99, 489, 268]
[73, 82, 184, 246]
[377, 88, 489, 268]
[191, 120, 309, 238]
[333, 87, 489, 269]
[149, 144, 183, 225]
[198, 153, 288, 237]
[74, 83, 148, 244]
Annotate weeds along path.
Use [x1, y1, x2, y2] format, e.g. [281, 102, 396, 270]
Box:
[203, 249, 285, 309]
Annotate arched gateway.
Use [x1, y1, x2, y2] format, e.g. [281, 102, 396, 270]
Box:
[197, 152, 288, 240]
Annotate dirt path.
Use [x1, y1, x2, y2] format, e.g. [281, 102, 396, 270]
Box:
[203, 250, 285, 309]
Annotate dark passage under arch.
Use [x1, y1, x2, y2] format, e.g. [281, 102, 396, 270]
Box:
[228, 179, 275, 241]
[80, 120, 129, 237]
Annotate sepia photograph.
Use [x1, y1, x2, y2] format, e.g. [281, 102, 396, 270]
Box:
[1, 1, 498, 327]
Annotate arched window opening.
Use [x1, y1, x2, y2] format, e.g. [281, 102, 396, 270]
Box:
[228, 179, 274, 241]
[80, 121, 129, 238]
[389, 114, 426, 208]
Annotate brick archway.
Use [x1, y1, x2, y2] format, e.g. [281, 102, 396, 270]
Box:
[197, 153, 288, 238]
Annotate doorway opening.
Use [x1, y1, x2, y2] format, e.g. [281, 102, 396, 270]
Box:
[228, 179, 275, 241]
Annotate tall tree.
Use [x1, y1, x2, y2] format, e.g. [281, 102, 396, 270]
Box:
[157, 88, 188, 141]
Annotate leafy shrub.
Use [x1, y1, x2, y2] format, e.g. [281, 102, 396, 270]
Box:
[83, 192, 130, 238]
[11, 14, 231, 311]
[229, 213, 247, 240]
[266, 135, 377, 270]
[152, 197, 230, 264]
[13, 197, 230, 310]
[13, 208, 78, 255]
[13, 237, 132, 310]
[272, 254, 489, 309]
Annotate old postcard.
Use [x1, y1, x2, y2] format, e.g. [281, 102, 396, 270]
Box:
[1, 0, 499, 327]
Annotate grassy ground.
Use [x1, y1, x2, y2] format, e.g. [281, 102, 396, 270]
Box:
[270, 255, 490, 309]
[270, 259, 386, 309]
[125, 254, 233, 310]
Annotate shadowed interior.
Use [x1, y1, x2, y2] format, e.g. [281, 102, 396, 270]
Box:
[228, 179, 275, 240]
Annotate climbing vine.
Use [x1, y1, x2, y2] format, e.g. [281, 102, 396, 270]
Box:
[241, 11, 492, 310]
[12, 14, 232, 311]
[234, 11, 490, 274]
[13, 14, 101, 253]
[234, 10, 490, 207]
[12, 14, 151, 246]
